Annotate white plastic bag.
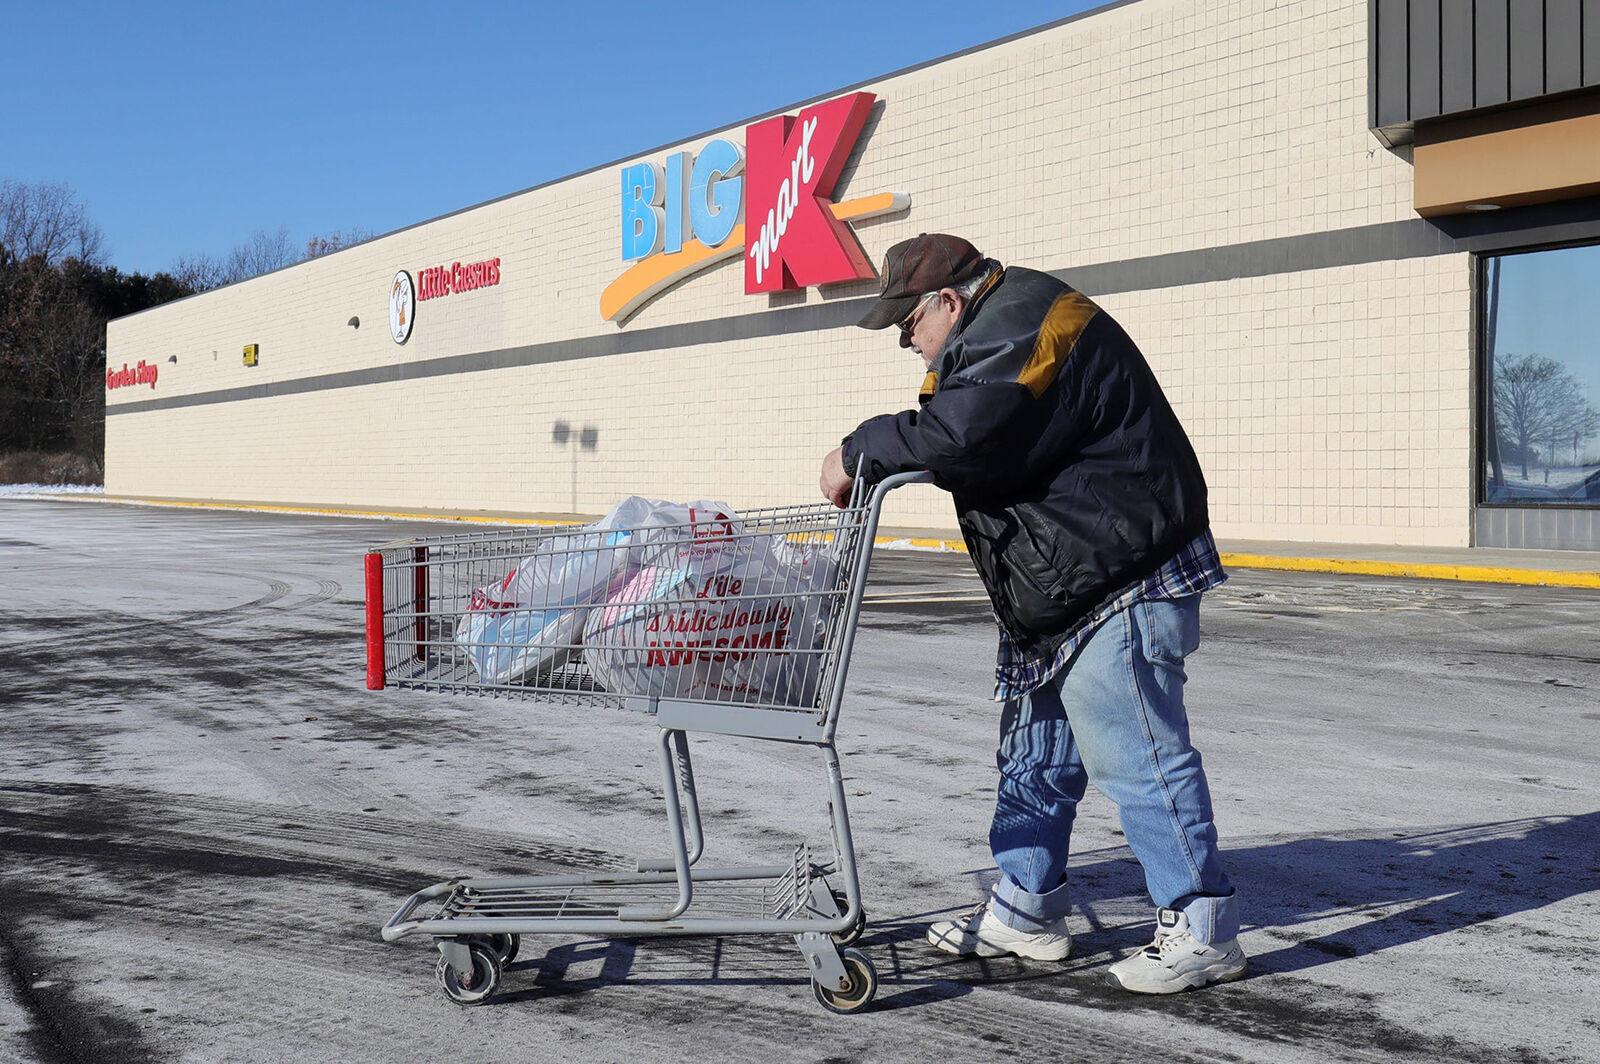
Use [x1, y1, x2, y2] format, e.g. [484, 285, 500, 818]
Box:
[455, 496, 739, 685]
[455, 530, 631, 684]
[582, 531, 841, 707]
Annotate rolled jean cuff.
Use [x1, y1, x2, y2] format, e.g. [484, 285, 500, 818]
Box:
[990, 875, 1071, 932]
[1179, 891, 1240, 944]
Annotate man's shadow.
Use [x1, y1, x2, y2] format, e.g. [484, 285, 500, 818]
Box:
[488, 812, 1599, 1009]
[1060, 811, 1600, 976]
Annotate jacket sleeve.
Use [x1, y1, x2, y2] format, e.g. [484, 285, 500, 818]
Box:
[841, 379, 1046, 497]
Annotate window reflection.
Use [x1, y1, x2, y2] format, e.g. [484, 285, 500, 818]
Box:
[1482, 246, 1600, 505]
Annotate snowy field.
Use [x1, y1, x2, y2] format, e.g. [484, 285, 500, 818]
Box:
[0, 484, 104, 497]
[1488, 465, 1600, 499]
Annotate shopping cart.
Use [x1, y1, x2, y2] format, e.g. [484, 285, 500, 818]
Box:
[364, 471, 931, 1014]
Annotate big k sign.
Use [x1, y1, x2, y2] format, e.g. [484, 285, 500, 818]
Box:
[601, 92, 909, 322]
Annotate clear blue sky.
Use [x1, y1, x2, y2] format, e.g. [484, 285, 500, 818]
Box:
[3, 1, 1103, 275]
[1493, 245, 1600, 402]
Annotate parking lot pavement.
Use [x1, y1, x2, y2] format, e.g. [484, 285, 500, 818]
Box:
[1, 498, 1597, 1064]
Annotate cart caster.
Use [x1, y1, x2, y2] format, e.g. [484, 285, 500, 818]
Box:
[812, 948, 877, 1015]
[475, 933, 520, 965]
[435, 942, 502, 1006]
[830, 889, 866, 947]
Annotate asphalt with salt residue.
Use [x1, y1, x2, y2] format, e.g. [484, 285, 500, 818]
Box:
[1, 499, 1597, 1063]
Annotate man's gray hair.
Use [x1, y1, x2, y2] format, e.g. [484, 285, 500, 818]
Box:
[952, 259, 1001, 302]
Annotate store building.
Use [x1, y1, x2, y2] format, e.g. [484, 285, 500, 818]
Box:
[105, 0, 1600, 550]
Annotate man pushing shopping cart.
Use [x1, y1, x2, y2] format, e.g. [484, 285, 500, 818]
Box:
[364, 233, 1241, 1014]
[821, 233, 1247, 995]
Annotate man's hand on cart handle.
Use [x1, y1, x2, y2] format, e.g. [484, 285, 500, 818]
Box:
[820, 447, 853, 509]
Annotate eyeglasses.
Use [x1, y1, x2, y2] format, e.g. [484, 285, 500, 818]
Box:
[897, 292, 939, 343]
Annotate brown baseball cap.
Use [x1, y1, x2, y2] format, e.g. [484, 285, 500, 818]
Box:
[856, 233, 987, 331]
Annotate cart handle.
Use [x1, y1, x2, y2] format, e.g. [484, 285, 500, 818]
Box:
[819, 468, 935, 741]
[870, 470, 936, 500]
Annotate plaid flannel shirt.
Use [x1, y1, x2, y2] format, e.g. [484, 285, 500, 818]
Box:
[992, 530, 1227, 702]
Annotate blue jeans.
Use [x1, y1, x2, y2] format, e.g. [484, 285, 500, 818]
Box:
[988, 594, 1239, 944]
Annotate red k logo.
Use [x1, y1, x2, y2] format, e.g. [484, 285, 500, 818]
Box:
[743, 91, 877, 293]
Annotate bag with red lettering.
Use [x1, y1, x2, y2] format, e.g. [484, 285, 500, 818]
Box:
[582, 532, 839, 707]
[456, 495, 739, 685]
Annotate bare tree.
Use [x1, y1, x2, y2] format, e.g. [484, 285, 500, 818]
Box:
[1493, 352, 1598, 481]
[1548, 388, 1600, 472]
[167, 252, 228, 293]
[0, 180, 106, 265]
[0, 184, 193, 471]
[0, 256, 108, 455]
[220, 225, 296, 284]
[167, 225, 300, 291]
[304, 227, 373, 259]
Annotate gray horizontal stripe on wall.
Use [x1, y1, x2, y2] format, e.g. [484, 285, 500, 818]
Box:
[106, 299, 869, 417]
[1055, 218, 1453, 294]
[106, 195, 1600, 418]
[1063, 194, 1600, 294]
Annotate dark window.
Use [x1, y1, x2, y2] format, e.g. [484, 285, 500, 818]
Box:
[1482, 245, 1600, 506]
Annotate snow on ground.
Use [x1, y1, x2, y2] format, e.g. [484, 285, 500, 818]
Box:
[3, 499, 1597, 1064]
[1492, 465, 1599, 494]
[0, 483, 104, 497]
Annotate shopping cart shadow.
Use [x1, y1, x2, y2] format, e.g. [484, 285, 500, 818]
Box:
[486, 908, 1105, 1011]
[1011, 810, 1600, 979]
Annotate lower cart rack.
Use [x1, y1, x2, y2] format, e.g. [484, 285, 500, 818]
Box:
[408, 849, 819, 928]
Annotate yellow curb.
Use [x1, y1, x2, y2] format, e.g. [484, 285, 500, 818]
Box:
[877, 535, 966, 552]
[33, 493, 1599, 589]
[1218, 552, 1600, 590]
[879, 541, 1600, 589]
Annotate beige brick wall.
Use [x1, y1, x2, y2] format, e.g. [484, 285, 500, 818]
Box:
[1102, 256, 1474, 547]
[107, 0, 1468, 544]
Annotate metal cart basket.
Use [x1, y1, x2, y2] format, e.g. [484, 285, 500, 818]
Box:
[363, 471, 930, 1013]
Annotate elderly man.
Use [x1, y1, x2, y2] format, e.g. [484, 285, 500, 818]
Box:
[819, 234, 1245, 994]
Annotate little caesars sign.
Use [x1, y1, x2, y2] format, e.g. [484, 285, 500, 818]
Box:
[600, 92, 908, 322]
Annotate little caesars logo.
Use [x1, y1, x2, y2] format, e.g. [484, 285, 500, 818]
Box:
[389, 270, 416, 345]
[387, 257, 500, 345]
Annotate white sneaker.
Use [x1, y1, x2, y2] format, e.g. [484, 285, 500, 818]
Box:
[1107, 907, 1247, 994]
[926, 899, 1072, 961]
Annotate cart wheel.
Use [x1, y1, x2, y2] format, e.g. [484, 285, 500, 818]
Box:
[435, 942, 502, 1006]
[477, 933, 520, 965]
[830, 889, 866, 947]
[812, 948, 877, 1015]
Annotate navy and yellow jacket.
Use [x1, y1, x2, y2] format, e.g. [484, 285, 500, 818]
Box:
[842, 266, 1211, 659]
